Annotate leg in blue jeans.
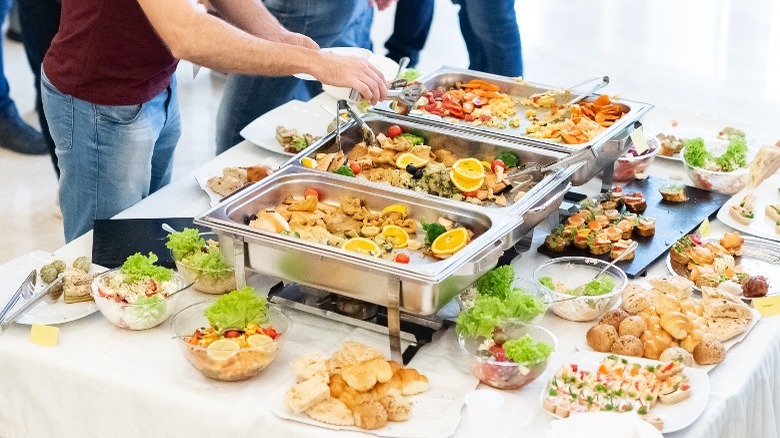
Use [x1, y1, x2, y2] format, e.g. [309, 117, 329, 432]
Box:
[453, 0, 523, 77]
[384, 0, 434, 67]
[41, 71, 180, 242]
[215, 0, 370, 153]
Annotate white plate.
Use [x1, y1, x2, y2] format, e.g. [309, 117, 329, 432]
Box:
[239, 100, 332, 156]
[322, 54, 400, 101]
[271, 363, 478, 438]
[192, 148, 281, 207]
[644, 107, 756, 161]
[717, 174, 780, 241]
[540, 351, 710, 433]
[293, 47, 372, 81]
[0, 251, 104, 325]
[666, 236, 780, 301]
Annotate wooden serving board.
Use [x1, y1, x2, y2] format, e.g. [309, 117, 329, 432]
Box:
[537, 176, 731, 278]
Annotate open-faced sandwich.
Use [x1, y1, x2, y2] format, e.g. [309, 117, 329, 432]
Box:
[766, 204, 780, 222]
[659, 184, 687, 203]
[729, 194, 755, 226]
[611, 239, 636, 261]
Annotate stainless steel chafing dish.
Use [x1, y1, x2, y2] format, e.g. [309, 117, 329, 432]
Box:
[371, 66, 654, 184]
[194, 165, 519, 316]
[285, 114, 578, 248]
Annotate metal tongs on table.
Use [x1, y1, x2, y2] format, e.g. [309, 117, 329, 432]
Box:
[0, 271, 64, 334]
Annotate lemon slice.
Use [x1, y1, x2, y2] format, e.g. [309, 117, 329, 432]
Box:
[449, 171, 485, 192]
[451, 158, 485, 180]
[395, 153, 429, 169]
[342, 237, 381, 256]
[431, 227, 470, 257]
[301, 157, 316, 168]
[381, 204, 407, 217]
[247, 334, 278, 354]
[206, 339, 240, 360]
[481, 160, 492, 170]
[381, 225, 410, 248]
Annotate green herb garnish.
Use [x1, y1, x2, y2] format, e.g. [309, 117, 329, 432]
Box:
[421, 220, 446, 246]
[494, 151, 520, 168]
[397, 133, 425, 145]
[333, 165, 355, 177]
[120, 253, 172, 283]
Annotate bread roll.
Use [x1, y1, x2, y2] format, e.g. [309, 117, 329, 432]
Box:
[587, 324, 618, 352]
[342, 363, 378, 392]
[659, 311, 691, 340]
[622, 284, 652, 313]
[305, 398, 355, 426]
[693, 335, 725, 365]
[659, 346, 694, 367]
[618, 315, 647, 338]
[610, 335, 644, 357]
[353, 400, 389, 430]
[379, 394, 411, 422]
[286, 379, 330, 413]
[641, 325, 674, 359]
[599, 308, 630, 331]
[653, 292, 681, 315]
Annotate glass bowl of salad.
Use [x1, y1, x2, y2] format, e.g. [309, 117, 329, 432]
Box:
[458, 319, 557, 390]
[91, 253, 190, 330]
[167, 229, 236, 295]
[681, 136, 749, 195]
[611, 135, 660, 182]
[457, 277, 550, 325]
[171, 287, 290, 382]
[533, 256, 627, 322]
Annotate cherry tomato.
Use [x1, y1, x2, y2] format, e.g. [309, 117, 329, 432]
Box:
[349, 162, 361, 175]
[491, 159, 506, 173]
[463, 191, 478, 198]
[489, 345, 509, 362]
[387, 125, 402, 138]
[224, 330, 242, 338]
[395, 253, 410, 264]
[303, 188, 320, 200]
[263, 326, 280, 339]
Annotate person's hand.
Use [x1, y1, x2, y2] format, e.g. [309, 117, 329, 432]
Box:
[370, 0, 397, 11]
[312, 53, 388, 104]
[282, 31, 319, 50]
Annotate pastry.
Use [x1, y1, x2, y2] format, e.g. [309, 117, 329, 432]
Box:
[353, 400, 389, 430]
[291, 353, 328, 383]
[586, 324, 618, 352]
[610, 335, 644, 357]
[659, 184, 687, 202]
[62, 268, 95, 304]
[598, 309, 630, 331]
[652, 291, 682, 315]
[692, 335, 725, 365]
[618, 315, 647, 338]
[641, 325, 675, 360]
[397, 368, 429, 396]
[659, 346, 694, 367]
[341, 363, 378, 392]
[621, 284, 652, 313]
[379, 394, 412, 422]
[747, 144, 780, 188]
[286, 378, 330, 413]
[659, 311, 691, 340]
[305, 398, 355, 426]
[649, 277, 694, 300]
[707, 317, 750, 342]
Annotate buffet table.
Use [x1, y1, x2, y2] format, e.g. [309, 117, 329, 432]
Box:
[2, 108, 779, 438]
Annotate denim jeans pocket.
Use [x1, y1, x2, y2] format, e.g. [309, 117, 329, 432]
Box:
[40, 70, 74, 150]
[96, 103, 144, 125]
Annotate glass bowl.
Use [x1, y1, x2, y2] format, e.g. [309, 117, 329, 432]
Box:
[612, 135, 660, 182]
[681, 147, 748, 195]
[91, 269, 190, 330]
[533, 256, 628, 322]
[457, 277, 550, 325]
[174, 258, 236, 295]
[170, 301, 290, 382]
[458, 319, 557, 390]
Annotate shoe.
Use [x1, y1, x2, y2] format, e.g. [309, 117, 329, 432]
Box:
[0, 105, 49, 155]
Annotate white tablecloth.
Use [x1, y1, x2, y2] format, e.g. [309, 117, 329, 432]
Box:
[2, 105, 779, 438]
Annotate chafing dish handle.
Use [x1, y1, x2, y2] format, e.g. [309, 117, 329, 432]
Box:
[523, 182, 572, 227]
[387, 276, 403, 364]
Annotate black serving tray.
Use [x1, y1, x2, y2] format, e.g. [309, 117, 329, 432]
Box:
[537, 176, 731, 278]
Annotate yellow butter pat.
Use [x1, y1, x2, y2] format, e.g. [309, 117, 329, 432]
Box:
[753, 296, 780, 318]
[630, 128, 649, 155]
[698, 218, 711, 237]
[30, 324, 59, 347]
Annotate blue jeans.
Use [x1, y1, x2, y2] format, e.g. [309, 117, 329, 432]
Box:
[385, 0, 523, 77]
[0, 0, 14, 114]
[41, 70, 181, 242]
[215, 0, 373, 153]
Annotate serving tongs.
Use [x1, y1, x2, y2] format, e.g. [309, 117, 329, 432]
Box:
[335, 99, 377, 151]
[0, 275, 64, 334]
[348, 78, 423, 116]
[565, 75, 610, 105]
[0, 270, 36, 324]
[505, 149, 591, 196]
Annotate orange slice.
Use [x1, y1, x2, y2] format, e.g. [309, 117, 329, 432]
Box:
[431, 227, 470, 257]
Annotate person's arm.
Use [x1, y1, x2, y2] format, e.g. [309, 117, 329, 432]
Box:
[206, 0, 317, 49]
[136, 0, 386, 102]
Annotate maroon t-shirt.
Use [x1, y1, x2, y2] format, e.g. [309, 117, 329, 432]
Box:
[43, 0, 179, 105]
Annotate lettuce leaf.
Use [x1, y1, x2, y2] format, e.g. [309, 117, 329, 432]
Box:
[120, 252, 172, 283]
[204, 286, 268, 332]
[714, 135, 748, 172]
[456, 288, 546, 338]
[166, 228, 206, 261]
[182, 248, 231, 279]
[131, 295, 166, 323]
[503, 334, 553, 364]
[682, 137, 709, 168]
[475, 265, 514, 300]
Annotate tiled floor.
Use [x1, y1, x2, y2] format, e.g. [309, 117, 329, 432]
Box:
[1, 0, 778, 264]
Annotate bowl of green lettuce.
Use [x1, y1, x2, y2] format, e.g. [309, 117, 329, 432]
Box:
[533, 256, 627, 322]
[681, 136, 749, 194]
[166, 229, 236, 295]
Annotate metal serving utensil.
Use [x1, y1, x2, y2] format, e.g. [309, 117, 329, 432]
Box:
[348, 79, 423, 116]
[506, 148, 592, 189]
[565, 75, 610, 105]
[0, 276, 63, 333]
[0, 270, 36, 323]
[335, 99, 377, 151]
